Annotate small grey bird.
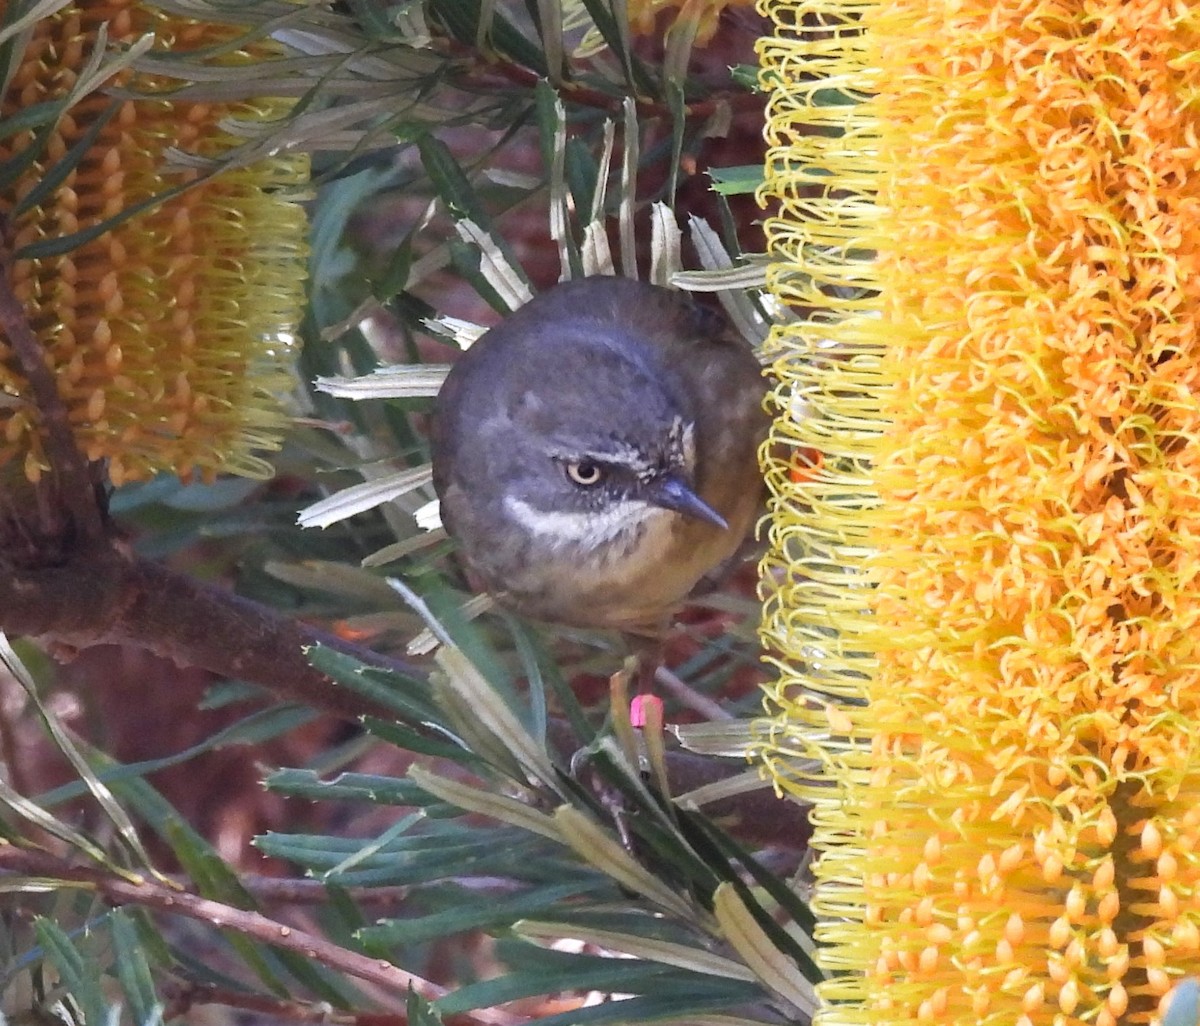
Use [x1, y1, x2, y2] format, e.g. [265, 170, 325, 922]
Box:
[430, 276, 768, 637]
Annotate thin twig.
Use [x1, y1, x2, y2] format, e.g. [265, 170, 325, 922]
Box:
[162, 981, 408, 1025]
[162, 980, 523, 1026]
[205, 874, 412, 906]
[0, 844, 525, 1026]
[0, 220, 106, 546]
[655, 665, 734, 721]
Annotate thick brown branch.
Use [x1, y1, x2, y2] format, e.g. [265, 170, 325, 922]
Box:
[0, 845, 523, 1026]
[1, 541, 427, 723]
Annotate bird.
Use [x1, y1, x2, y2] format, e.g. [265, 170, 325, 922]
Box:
[429, 275, 769, 639]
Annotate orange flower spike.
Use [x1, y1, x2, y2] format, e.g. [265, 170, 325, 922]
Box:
[0, 2, 307, 485]
[759, 1, 1200, 1025]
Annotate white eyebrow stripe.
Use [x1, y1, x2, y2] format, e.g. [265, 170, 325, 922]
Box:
[549, 418, 696, 479]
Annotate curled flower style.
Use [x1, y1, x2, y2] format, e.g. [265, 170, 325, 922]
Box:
[0, 2, 308, 484]
[758, 1, 1200, 1025]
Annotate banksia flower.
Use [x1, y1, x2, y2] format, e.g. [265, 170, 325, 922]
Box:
[0, 2, 307, 485]
[758, 2, 1200, 1026]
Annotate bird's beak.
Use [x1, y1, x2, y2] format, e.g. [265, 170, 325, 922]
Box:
[647, 474, 729, 530]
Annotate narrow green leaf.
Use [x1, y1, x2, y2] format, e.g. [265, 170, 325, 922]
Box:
[1, 636, 160, 873]
[34, 919, 110, 1026]
[426, 0, 548, 73]
[256, 830, 563, 887]
[324, 882, 368, 940]
[453, 217, 534, 310]
[305, 643, 439, 722]
[0, 774, 110, 869]
[664, 81, 687, 201]
[0, 101, 67, 193]
[35, 705, 317, 810]
[498, 614, 549, 749]
[416, 132, 491, 225]
[536, 79, 579, 280]
[14, 100, 119, 217]
[563, 133, 600, 219]
[16, 178, 194, 261]
[713, 884, 817, 1016]
[434, 958, 666, 1014]
[265, 767, 440, 807]
[406, 579, 517, 694]
[360, 880, 603, 947]
[436, 646, 559, 787]
[523, 627, 595, 743]
[438, 959, 761, 1018]
[593, 0, 641, 91]
[93, 770, 290, 999]
[678, 809, 818, 935]
[447, 235, 510, 313]
[276, 948, 360, 1009]
[553, 807, 696, 922]
[374, 229, 416, 300]
[707, 164, 765, 196]
[729, 64, 760, 90]
[407, 989, 447, 1026]
[362, 717, 481, 765]
[409, 765, 563, 843]
[618, 97, 638, 276]
[573, 0, 626, 76]
[415, 135, 533, 306]
[434, 675, 529, 782]
[325, 812, 424, 878]
[514, 920, 756, 981]
[531, 0, 564, 83]
[110, 910, 162, 1026]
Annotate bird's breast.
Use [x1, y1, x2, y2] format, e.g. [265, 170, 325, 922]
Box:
[489, 505, 740, 632]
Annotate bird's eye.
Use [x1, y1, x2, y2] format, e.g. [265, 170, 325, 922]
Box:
[564, 460, 605, 487]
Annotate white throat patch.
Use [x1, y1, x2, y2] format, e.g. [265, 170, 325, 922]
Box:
[503, 495, 662, 557]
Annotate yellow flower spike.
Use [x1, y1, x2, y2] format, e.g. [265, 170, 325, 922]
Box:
[0, 2, 307, 484]
[758, 1, 1200, 1025]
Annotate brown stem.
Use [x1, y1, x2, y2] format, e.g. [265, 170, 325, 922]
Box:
[161, 982, 409, 1025]
[0, 221, 106, 547]
[162, 981, 518, 1026]
[1, 541, 427, 723]
[0, 844, 524, 1026]
[213, 875, 413, 906]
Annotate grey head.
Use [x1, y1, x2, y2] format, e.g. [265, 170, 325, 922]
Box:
[430, 278, 729, 581]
